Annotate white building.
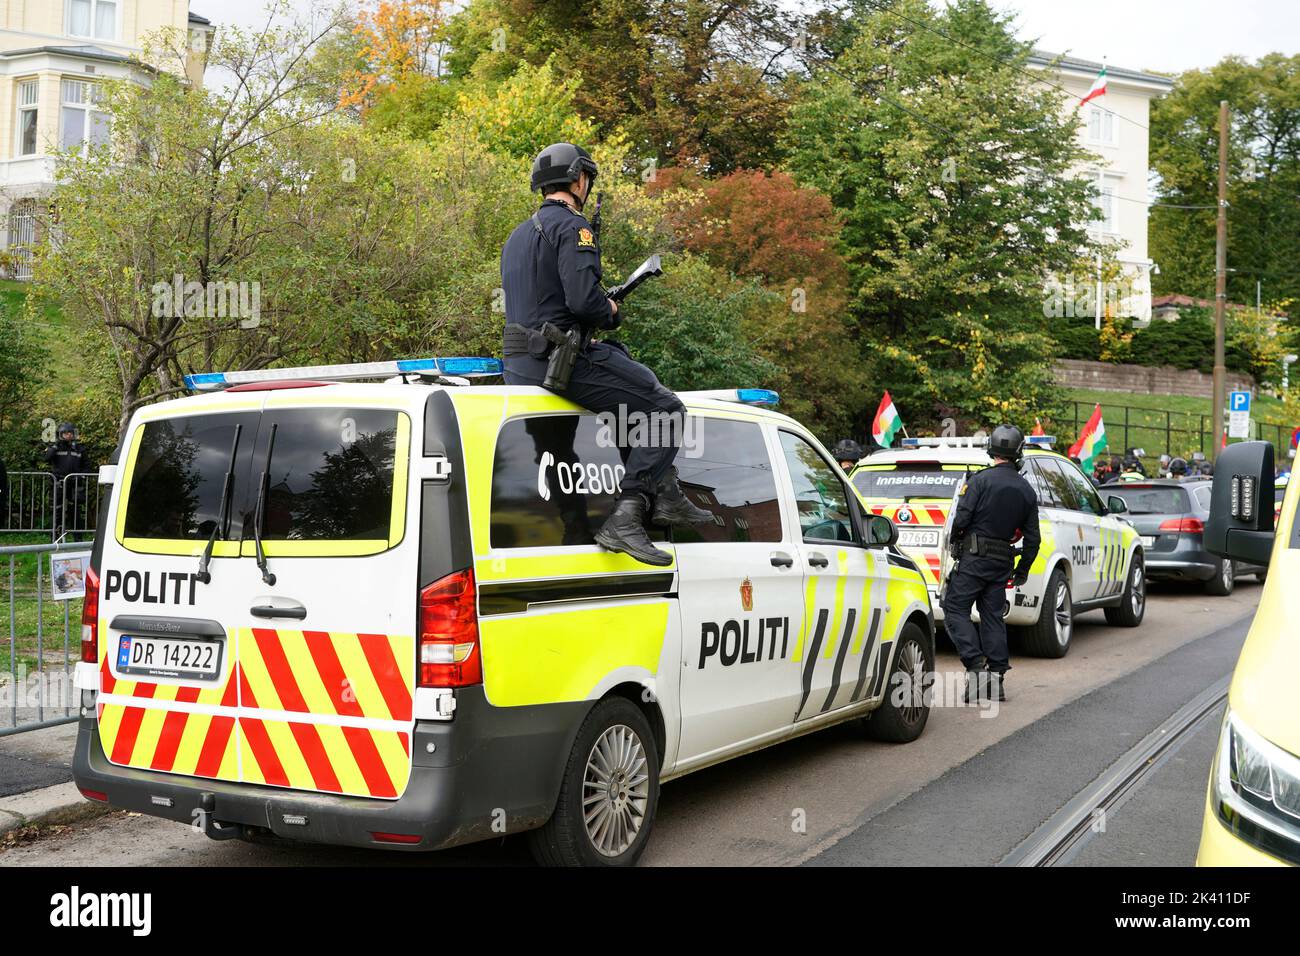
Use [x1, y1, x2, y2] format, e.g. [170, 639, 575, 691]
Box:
[0, 1, 213, 277]
[1028, 51, 1174, 325]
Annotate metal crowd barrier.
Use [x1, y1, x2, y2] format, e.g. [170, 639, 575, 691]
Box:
[0, 540, 92, 735]
[1, 472, 100, 541]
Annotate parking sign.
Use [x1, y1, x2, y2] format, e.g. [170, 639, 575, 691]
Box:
[1228, 390, 1252, 439]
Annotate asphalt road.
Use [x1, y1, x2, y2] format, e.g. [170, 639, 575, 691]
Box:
[0, 578, 1262, 867]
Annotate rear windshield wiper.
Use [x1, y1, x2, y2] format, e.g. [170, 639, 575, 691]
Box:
[253, 423, 277, 586]
[197, 423, 243, 585]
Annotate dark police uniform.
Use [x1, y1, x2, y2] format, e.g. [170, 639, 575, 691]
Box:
[499, 197, 683, 498]
[942, 460, 1040, 674]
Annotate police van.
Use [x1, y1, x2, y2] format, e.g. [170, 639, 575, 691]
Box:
[72, 358, 934, 866]
[849, 436, 1145, 658]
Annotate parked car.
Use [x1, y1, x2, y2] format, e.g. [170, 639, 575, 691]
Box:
[1103, 478, 1264, 594]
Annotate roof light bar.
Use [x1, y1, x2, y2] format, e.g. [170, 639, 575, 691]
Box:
[677, 388, 780, 407]
[184, 357, 503, 392]
[900, 436, 989, 448]
[1025, 435, 1056, 447]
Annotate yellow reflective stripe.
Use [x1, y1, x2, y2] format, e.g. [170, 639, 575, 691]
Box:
[373, 731, 411, 790]
[851, 559, 873, 654]
[823, 551, 848, 659]
[479, 601, 668, 707]
[314, 723, 369, 795]
[237, 630, 283, 711]
[171, 712, 213, 776]
[262, 719, 314, 789]
[475, 550, 676, 581]
[97, 702, 126, 756]
[449, 392, 508, 557]
[281, 630, 335, 715]
[331, 634, 390, 718]
[792, 573, 818, 663]
[128, 705, 167, 765]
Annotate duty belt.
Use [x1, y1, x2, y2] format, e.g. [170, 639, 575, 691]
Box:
[503, 323, 542, 356]
[963, 533, 1014, 559]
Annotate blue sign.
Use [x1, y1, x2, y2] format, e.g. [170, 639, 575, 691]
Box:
[1230, 391, 1251, 413]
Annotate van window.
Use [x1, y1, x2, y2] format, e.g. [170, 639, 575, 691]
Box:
[778, 431, 860, 544]
[256, 408, 403, 542]
[122, 413, 259, 541]
[670, 417, 782, 544]
[852, 465, 964, 499]
[120, 407, 409, 553]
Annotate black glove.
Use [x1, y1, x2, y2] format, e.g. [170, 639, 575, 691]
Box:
[948, 536, 964, 561]
[1011, 568, 1029, 588]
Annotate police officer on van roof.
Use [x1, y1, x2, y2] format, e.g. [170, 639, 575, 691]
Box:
[500, 143, 712, 567]
[832, 439, 863, 472]
[942, 424, 1040, 703]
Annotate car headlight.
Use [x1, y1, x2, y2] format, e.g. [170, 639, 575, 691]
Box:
[1212, 709, 1300, 863]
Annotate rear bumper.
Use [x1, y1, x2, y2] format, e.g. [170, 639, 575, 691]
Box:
[72, 688, 588, 852]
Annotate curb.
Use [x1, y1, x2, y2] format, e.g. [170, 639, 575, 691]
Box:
[0, 782, 109, 839]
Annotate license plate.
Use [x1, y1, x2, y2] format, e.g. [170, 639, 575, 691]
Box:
[1140, 535, 1157, 548]
[116, 635, 222, 681]
[897, 528, 940, 548]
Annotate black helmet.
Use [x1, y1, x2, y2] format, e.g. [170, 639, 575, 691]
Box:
[57, 422, 77, 440]
[832, 439, 863, 464]
[531, 143, 598, 193]
[988, 423, 1024, 462]
[1169, 457, 1188, 476]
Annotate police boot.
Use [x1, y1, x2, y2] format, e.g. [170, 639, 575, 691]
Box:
[987, 670, 1007, 702]
[596, 494, 673, 567]
[963, 669, 987, 704]
[650, 468, 714, 527]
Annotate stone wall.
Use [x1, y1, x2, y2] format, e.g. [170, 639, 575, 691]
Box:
[1055, 358, 1256, 399]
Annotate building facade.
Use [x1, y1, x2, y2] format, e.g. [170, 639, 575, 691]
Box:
[1029, 52, 1174, 325]
[0, 1, 212, 277]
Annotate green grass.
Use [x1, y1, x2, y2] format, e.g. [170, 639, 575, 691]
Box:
[0, 540, 84, 677]
[1056, 388, 1294, 467]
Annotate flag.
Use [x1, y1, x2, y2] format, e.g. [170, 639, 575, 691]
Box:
[872, 391, 904, 447]
[1290, 425, 1300, 451]
[1031, 417, 1045, 437]
[1080, 65, 1107, 106]
[1068, 404, 1108, 471]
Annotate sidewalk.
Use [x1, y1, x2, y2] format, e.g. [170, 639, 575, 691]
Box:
[0, 721, 100, 837]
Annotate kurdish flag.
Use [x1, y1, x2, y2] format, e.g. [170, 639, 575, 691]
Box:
[872, 391, 904, 447]
[1068, 404, 1108, 471]
[1080, 65, 1107, 106]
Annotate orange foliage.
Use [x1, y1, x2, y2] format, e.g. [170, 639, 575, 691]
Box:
[340, 0, 451, 111]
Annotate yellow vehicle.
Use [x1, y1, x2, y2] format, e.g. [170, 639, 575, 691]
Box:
[1198, 441, 1299, 865]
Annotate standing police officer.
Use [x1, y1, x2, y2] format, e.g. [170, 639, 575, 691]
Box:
[43, 422, 94, 539]
[942, 424, 1039, 703]
[500, 143, 712, 567]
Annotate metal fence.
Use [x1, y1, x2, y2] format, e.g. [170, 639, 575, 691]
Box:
[0, 540, 91, 735]
[1, 472, 100, 540]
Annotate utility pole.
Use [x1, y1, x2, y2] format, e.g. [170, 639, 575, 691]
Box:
[1211, 100, 1229, 460]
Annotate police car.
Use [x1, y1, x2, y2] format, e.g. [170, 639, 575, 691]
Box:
[71, 358, 934, 866]
[849, 436, 1145, 658]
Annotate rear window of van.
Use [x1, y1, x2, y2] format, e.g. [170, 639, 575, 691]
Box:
[120, 407, 407, 550]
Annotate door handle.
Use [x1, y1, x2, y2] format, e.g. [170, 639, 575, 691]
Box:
[808, 553, 829, 568]
[250, 605, 306, 620]
[770, 552, 794, 568]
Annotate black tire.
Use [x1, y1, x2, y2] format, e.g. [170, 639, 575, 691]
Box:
[1203, 556, 1235, 596]
[528, 696, 660, 867]
[1104, 552, 1146, 626]
[857, 621, 933, 743]
[1012, 565, 1072, 658]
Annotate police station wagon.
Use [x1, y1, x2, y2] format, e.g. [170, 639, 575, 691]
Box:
[72, 358, 934, 866]
[850, 436, 1145, 658]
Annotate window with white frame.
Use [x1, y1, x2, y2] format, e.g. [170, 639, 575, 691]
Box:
[1087, 106, 1117, 146]
[1092, 172, 1120, 235]
[16, 80, 39, 157]
[60, 79, 110, 154]
[67, 0, 118, 41]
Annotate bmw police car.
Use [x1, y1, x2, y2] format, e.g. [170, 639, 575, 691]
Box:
[71, 358, 934, 866]
[850, 435, 1145, 657]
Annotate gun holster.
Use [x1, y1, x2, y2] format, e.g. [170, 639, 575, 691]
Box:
[542, 322, 587, 393]
[963, 533, 1014, 560]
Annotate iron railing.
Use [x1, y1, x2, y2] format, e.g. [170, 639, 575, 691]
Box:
[1, 472, 100, 540]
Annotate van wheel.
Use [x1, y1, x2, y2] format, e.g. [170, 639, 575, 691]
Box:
[1012, 566, 1072, 658]
[1104, 553, 1145, 627]
[1204, 557, 1235, 596]
[528, 697, 659, 867]
[857, 622, 933, 743]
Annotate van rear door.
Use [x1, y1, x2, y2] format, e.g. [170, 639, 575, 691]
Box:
[96, 395, 417, 799]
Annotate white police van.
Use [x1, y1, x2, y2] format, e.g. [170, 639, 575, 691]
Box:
[73, 358, 934, 865]
[851, 436, 1145, 658]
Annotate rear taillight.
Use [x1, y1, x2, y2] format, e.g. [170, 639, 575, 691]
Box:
[81, 566, 100, 664]
[418, 568, 481, 687]
[79, 787, 108, 803]
[370, 831, 422, 845]
[1158, 517, 1205, 533]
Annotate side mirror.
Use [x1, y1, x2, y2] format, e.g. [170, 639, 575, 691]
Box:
[1205, 441, 1275, 566]
[866, 514, 898, 548]
[1107, 495, 1128, 515]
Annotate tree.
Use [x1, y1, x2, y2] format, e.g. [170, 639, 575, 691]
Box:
[0, 297, 48, 468]
[1150, 54, 1300, 306]
[783, 0, 1101, 428]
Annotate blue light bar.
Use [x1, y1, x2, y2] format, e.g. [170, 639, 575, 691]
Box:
[675, 388, 779, 407]
[184, 357, 503, 392]
[736, 388, 780, 406]
[1025, 435, 1056, 446]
